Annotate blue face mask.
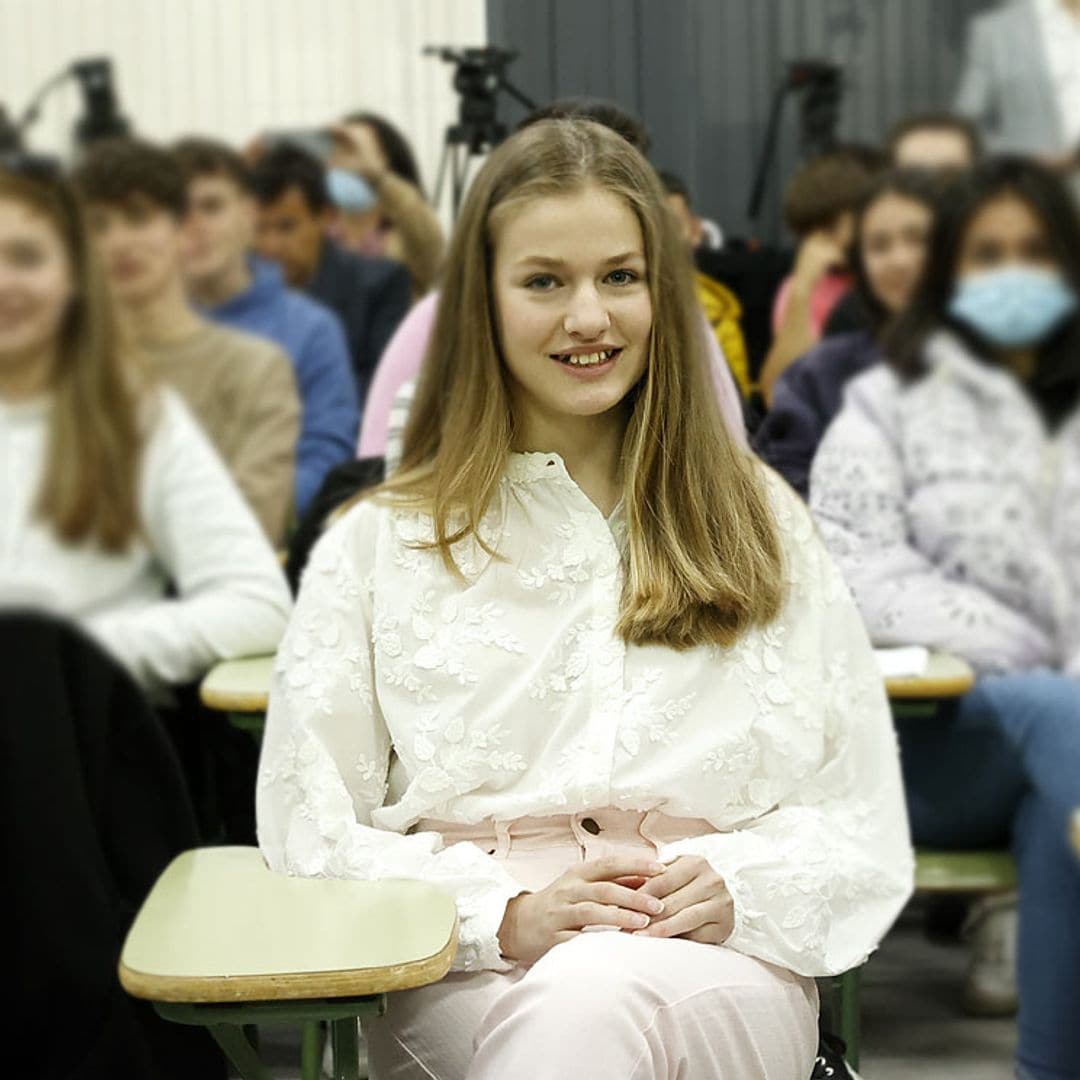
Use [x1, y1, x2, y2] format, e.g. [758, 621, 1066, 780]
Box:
[326, 168, 377, 213]
[948, 265, 1078, 349]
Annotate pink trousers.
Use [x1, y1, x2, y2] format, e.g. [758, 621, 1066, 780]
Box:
[363, 809, 819, 1079]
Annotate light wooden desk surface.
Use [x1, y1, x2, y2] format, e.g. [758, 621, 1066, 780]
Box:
[200, 655, 275, 713]
[1072, 809, 1080, 858]
[201, 650, 976, 716]
[119, 847, 458, 1004]
[883, 652, 975, 700]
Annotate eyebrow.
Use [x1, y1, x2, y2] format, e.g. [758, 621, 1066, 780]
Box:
[513, 251, 644, 269]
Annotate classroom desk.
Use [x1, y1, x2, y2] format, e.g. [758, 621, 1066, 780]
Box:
[883, 652, 975, 700]
[1072, 808, 1080, 858]
[120, 846, 458, 1080]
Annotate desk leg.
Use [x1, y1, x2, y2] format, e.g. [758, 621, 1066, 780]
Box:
[208, 1023, 274, 1080]
[331, 1017, 361, 1080]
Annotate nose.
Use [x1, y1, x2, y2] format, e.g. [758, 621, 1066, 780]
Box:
[563, 283, 610, 339]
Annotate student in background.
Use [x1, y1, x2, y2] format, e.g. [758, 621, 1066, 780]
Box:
[0, 159, 290, 700]
[258, 117, 911, 1080]
[659, 170, 752, 400]
[251, 144, 412, 411]
[887, 111, 982, 173]
[329, 111, 445, 298]
[174, 137, 358, 518]
[811, 157, 1080, 1079]
[755, 169, 939, 497]
[72, 138, 299, 546]
[759, 152, 874, 404]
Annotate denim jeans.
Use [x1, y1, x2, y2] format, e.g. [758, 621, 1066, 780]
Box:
[897, 672, 1080, 1080]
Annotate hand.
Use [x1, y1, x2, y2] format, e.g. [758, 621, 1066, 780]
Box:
[793, 230, 848, 289]
[329, 123, 388, 183]
[633, 855, 734, 945]
[497, 855, 668, 967]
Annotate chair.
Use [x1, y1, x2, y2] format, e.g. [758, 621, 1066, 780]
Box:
[119, 846, 458, 1080]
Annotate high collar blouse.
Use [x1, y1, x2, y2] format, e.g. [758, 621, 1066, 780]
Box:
[257, 453, 912, 976]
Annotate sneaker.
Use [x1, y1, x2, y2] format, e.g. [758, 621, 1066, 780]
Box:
[961, 892, 1018, 1017]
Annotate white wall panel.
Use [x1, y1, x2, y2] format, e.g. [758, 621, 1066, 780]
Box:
[0, 0, 486, 203]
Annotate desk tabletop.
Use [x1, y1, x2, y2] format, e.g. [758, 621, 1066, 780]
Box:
[884, 652, 975, 700]
[119, 847, 458, 1003]
[200, 655, 275, 713]
[1072, 809, 1080, 858]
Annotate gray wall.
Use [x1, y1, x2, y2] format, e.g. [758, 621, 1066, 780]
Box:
[487, 0, 997, 244]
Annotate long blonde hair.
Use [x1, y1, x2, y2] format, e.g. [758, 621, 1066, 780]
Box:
[383, 119, 785, 649]
[0, 167, 144, 551]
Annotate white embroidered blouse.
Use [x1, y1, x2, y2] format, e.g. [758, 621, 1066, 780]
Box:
[256, 454, 913, 977]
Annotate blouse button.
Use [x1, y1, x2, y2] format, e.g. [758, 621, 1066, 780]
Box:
[581, 817, 601, 835]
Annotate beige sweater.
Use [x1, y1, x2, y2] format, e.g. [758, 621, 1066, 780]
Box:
[143, 321, 300, 545]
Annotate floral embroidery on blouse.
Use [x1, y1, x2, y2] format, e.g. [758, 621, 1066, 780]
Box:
[257, 453, 913, 976]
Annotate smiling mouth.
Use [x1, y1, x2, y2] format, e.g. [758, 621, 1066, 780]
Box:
[549, 347, 623, 367]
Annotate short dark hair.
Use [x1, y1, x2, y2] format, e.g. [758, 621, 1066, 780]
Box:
[71, 137, 187, 218]
[887, 111, 982, 165]
[250, 144, 329, 213]
[782, 152, 873, 237]
[341, 111, 423, 189]
[172, 136, 252, 193]
[885, 156, 1080, 412]
[657, 169, 692, 206]
[518, 98, 651, 156]
[848, 168, 942, 329]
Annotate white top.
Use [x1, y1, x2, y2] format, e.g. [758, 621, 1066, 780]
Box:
[1036, 0, 1080, 147]
[257, 456, 913, 977]
[0, 389, 292, 697]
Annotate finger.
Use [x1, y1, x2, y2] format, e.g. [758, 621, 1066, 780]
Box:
[585, 881, 665, 917]
[634, 900, 721, 939]
[568, 902, 653, 932]
[682, 923, 731, 946]
[612, 875, 649, 889]
[641, 876, 714, 919]
[636, 858, 699, 899]
[577, 856, 666, 884]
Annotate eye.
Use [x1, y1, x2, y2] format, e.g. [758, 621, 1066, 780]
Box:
[524, 273, 558, 291]
[605, 268, 639, 286]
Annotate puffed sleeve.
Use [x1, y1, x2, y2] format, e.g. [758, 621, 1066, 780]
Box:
[658, 476, 914, 976]
[256, 500, 525, 972]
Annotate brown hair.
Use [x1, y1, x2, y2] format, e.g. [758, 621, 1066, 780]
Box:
[378, 119, 785, 650]
[0, 167, 145, 549]
[782, 152, 873, 237]
[71, 137, 188, 218]
[172, 136, 253, 193]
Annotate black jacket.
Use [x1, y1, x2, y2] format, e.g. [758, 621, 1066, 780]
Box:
[1, 611, 224, 1080]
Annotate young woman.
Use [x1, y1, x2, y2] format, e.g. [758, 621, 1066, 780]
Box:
[0, 160, 290, 699]
[755, 169, 939, 497]
[811, 157, 1080, 1080]
[258, 119, 912, 1079]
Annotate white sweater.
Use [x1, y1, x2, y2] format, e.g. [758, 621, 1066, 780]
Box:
[0, 388, 292, 696]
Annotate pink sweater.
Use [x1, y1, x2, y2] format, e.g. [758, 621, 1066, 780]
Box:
[357, 291, 748, 456]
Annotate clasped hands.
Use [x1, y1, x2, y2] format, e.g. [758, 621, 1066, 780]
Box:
[498, 854, 734, 967]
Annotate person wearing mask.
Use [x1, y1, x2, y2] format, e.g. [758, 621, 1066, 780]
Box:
[328, 111, 445, 298]
[357, 99, 747, 470]
[810, 158, 1080, 1080]
[257, 117, 912, 1080]
[755, 170, 939, 497]
[759, 152, 875, 404]
[955, 0, 1080, 164]
[250, 144, 412, 412]
[0, 158, 290, 700]
[72, 138, 300, 547]
[174, 137, 359, 518]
